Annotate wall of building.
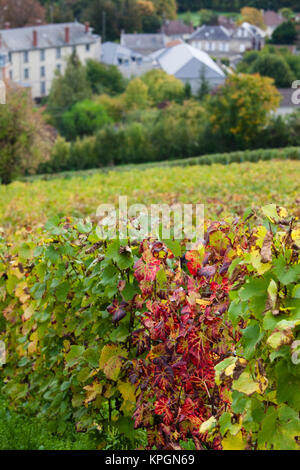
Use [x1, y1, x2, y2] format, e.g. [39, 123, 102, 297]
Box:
[5, 39, 101, 99]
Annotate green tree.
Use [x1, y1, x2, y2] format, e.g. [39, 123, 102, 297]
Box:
[86, 60, 126, 95]
[124, 78, 150, 110]
[0, 85, 52, 184]
[198, 9, 218, 26]
[270, 21, 298, 45]
[208, 74, 281, 149]
[250, 54, 295, 88]
[141, 69, 184, 105]
[47, 52, 92, 132]
[197, 67, 210, 100]
[62, 99, 112, 141]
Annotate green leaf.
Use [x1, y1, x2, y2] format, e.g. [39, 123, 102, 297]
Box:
[65, 345, 85, 367]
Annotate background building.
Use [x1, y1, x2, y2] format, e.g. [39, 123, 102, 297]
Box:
[0, 22, 101, 100]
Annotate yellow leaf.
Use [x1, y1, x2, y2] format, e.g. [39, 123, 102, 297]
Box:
[83, 381, 103, 404]
[232, 372, 260, 396]
[222, 431, 246, 450]
[99, 344, 127, 381]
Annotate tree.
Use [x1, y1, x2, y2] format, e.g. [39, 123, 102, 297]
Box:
[62, 99, 112, 140]
[270, 21, 298, 45]
[0, 0, 45, 28]
[250, 53, 295, 88]
[86, 60, 126, 95]
[47, 52, 92, 132]
[197, 66, 210, 100]
[0, 84, 53, 184]
[239, 7, 265, 30]
[141, 69, 184, 105]
[152, 0, 177, 20]
[208, 74, 281, 149]
[279, 8, 295, 20]
[124, 78, 150, 110]
[198, 9, 218, 26]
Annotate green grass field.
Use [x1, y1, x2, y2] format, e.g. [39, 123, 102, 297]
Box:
[1, 160, 300, 236]
[177, 11, 241, 27]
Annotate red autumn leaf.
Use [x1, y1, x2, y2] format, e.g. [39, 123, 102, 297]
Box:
[133, 257, 161, 282]
[154, 397, 174, 425]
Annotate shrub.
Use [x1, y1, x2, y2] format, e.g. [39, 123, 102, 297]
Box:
[0, 85, 53, 184]
[62, 100, 112, 141]
[204, 205, 300, 450]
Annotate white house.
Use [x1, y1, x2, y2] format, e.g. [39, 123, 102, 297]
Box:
[101, 41, 154, 78]
[149, 43, 225, 94]
[0, 22, 101, 100]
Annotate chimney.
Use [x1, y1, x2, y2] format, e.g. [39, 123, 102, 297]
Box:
[65, 26, 70, 44]
[85, 22, 90, 34]
[33, 30, 38, 47]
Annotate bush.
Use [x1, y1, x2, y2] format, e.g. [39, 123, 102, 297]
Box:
[2, 206, 299, 449]
[0, 85, 53, 184]
[62, 100, 112, 141]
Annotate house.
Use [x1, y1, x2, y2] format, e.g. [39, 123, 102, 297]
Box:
[149, 42, 225, 94]
[101, 41, 154, 78]
[120, 33, 170, 56]
[218, 15, 236, 34]
[160, 20, 194, 40]
[188, 24, 263, 59]
[0, 22, 101, 100]
[263, 10, 284, 36]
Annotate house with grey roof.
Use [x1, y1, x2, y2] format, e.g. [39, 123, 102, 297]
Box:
[101, 41, 154, 78]
[120, 32, 170, 56]
[0, 22, 101, 99]
[149, 42, 225, 94]
[188, 24, 264, 60]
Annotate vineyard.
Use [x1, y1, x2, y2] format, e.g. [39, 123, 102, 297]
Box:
[1, 159, 300, 450]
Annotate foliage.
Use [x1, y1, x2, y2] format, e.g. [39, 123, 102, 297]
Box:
[239, 7, 266, 30]
[270, 20, 298, 45]
[208, 74, 281, 149]
[86, 60, 126, 96]
[141, 70, 185, 105]
[0, 85, 53, 184]
[198, 9, 218, 25]
[0, 218, 145, 448]
[0, 0, 45, 28]
[47, 53, 92, 132]
[62, 100, 112, 141]
[130, 222, 248, 449]
[250, 54, 295, 88]
[2, 201, 300, 450]
[204, 205, 300, 450]
[124, 79, 150, 111]
[0, 395, 98, 449]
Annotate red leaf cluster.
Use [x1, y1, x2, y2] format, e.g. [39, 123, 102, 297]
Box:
[129, 222, 248, 449]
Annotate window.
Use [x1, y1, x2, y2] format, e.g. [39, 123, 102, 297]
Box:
[40, 49, 45, 61]
[9, 70, 12, 80]
[56, 48, 61, 59]
[8, 52, 12, 63]
[86, 44, 90, 52]
[40, 66, 45, 77]
[56, 64, 61, 73]
[72, 46, 76, 53]
[240, 44, 246, 53]
[24, 68, 29, 79]
[24, 51, 29, 63]
[40, 81, 46, 96]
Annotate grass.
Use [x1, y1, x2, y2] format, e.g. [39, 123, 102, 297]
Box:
[177, 10, 241, 27]
[1, 160, 299, 237]
[0, 396, 98, 450]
